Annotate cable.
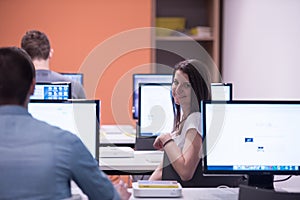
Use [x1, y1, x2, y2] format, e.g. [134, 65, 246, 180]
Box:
[274, 175, 293, 183]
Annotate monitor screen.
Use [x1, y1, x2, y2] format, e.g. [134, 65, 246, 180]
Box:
[132, 74, 173, 119]
[211, 83, 233, 101]
[61, 72, 84, 85]
[138, 83, 174, 138]
[202, 100, 300, 189]
[28, 100, 100, 161]
[31, 82, 71, 100]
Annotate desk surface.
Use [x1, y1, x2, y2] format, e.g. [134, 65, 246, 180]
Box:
[72, 184, 300, 200]
[129, 187, 239, 200]
[100, 124, 136, 145]
[99, 150, 163, 175]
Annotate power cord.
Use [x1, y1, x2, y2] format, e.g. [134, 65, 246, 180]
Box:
[274, 175, 293, 183]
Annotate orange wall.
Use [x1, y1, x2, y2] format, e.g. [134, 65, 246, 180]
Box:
[0, 0, 152, 125]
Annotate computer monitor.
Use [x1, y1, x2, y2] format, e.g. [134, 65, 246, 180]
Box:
[211, 83, 233, 101]
[28, 100, 100, 161]
[136, 83, 174, 150]
[31, 82, 71, 100]
[132, 74, 173, 119]
[61, 72, 84, 85]
[138, 83, 174, 138]
[202, 100, 300, 189]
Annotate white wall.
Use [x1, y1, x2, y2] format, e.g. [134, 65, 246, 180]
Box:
[222, 0, 300, 100]
[222, 0, 300, 190]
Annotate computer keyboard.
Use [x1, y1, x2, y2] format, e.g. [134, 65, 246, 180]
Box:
[99, 146, 134, 158]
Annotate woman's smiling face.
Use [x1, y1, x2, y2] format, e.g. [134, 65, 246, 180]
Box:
[172, 70, 192, 108]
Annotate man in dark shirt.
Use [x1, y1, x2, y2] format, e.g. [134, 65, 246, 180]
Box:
[21, 30, 86, 99]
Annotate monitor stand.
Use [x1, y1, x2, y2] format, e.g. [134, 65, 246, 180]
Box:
[135, 137, 156, 150]
[248, 175, 274, 189]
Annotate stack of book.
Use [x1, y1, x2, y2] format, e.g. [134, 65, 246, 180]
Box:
[132, 180, 182, 197]
[137, 180, 179, 188]
[190, 26, 212, 38]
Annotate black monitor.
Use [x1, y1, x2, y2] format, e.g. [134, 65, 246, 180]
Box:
[28, 99, 100, 161]
[136, 83, 174, 150]
[61, 72, 84, 85]
[202, 100, 300, 189]
[132, 74, 173, 119]
[31, 82, 71, 100]
[211, 83, 233, 101]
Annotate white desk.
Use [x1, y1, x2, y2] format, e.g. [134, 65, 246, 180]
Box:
[129, 187, 239, 200]
[100, 124, 136, 145]
[71, 184, 239, 200]
[72, 184, 300, 200]
[99, 150, 163, 175]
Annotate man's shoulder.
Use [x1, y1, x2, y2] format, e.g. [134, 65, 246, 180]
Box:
[70, 81, 86, 98]
[50, 70, 71, 81]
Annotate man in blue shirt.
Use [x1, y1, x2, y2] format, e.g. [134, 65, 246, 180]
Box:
[21, 30, 86, 99]
[0, 47, 131, 200]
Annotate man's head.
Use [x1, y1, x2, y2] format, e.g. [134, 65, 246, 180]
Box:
[0, 47, 36, 106]
[21, 30, 51, 61]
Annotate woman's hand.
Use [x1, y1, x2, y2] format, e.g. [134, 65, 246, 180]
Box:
[153, 133, 173, 150]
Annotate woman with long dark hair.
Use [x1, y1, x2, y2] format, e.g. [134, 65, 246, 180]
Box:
[149, 59, 211, 186]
